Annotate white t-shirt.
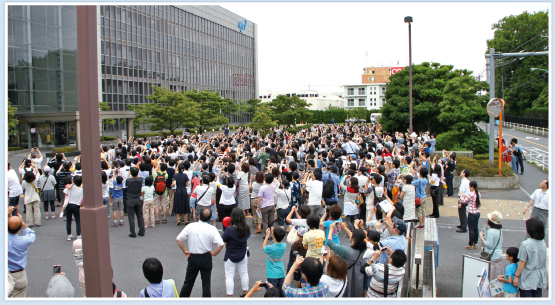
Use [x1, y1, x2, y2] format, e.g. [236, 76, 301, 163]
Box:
[218, 184, 236, 205]
[67, 186, 84, 205]
[31, 157, 43, 168]
[7, 169, 23, 198]
[102, 182, 109, 198]
[429, 173, 440, 187]
[401, 184, 416, 221]
[193, 185, 214, 207]
[320, 275, 347, 298]
[185, 170, 193, 193]
[21, 180, 40, 203]
[104, 169, 114, 188]
[530, 189, 549, 210]
[142, 185, 155, 201]
[19, 167, 38, 178]
[274, 188, 292, 210]
[305, 180, 323, 206]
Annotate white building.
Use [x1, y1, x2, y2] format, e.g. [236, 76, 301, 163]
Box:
[343, 84, 387, 110]
[259, 90, 344, 111]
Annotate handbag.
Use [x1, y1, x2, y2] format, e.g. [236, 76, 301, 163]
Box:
[287, 227, 299, 244]
[415, 180, 422, 207]
[480, 230, 502, 261]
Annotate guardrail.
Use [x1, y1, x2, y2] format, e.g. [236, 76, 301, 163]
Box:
[398, 222, 417, 297]
[422, 218, 438, 298]
[431, 151, 474, 159]
[502, 121, 549, 136]
[521, 146, 549, 170]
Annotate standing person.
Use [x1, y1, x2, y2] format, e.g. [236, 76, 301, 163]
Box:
[142, 176, 156, 229]
[8, 162, 24, 215]
[101, 171, 110, 218]
[176, 207, 225, 298]
[21, 171, 41, 227]
[111, 176, 125, 227]
[222, 208, 251, 298]
[63, 175, 84, 240]
[274, 178, 292, 231]
[172, 164, 191, 225]
[166, 159, 177, 216]
[56, 162, 74, 209]
[340, 176, 361, 232]
[153, 163, 169, 225]
[459, 181, 481, 249]
[326, 221, 367, 297]
[319, 255, 348, 297]
[139, 258, 178, 298]
[47, 153, 65, 205]
[38, 167, 57, 220]
[456, 169, 471, 233]
[428, 165, 441, 219]
[302, 214, 326, 259]
[479, 211, 503, 280]
[302, 171, 324, 217]
[513, 218, 547, 297]
[237, 163, 251, 216]
[509, 138, 524, 175]
[258, 173, 276, 238]
[523, 179, 549, 244]
[443, 151, 456, 197]
[217, 174, 237, 231]
[412, 168, 428, 229]
[249, 172, 264, 233]
[497, 247, 520, 298]
[126, 167, 145, 238]
[321, 165, 340, 207]
[8, 208, 36, 298]
[282, 256, 329, 298]
[263, 227, 287, 292]
[398, 175, 416, 222]
[360, 249, 407, 298]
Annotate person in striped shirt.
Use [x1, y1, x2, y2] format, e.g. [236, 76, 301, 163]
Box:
[360, 249, 407, 298]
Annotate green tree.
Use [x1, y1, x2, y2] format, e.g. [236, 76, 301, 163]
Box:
[266, 95, 312, 126]
[486, 11, 548, 115]
[241, 98, 261, 115]
[129, 87, 199, 135]
[381, 62, 461, 133]
[99, 102, 116, 136]
[347, 107, 368, 121]
[185, 90, 239, 134]
[7, 99, 18, 135]
[251, 104, 278, 131]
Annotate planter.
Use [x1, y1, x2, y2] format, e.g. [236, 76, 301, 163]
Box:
[45, 151, 81, 158]
[454, 174, 519, 189]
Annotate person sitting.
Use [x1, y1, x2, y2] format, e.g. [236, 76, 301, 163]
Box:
[360, 249, 407, 298]
[139, 258, 178, 298]
[282, 256, 329, 298]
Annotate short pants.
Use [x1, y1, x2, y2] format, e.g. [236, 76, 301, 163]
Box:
[112, 198, 124, 212]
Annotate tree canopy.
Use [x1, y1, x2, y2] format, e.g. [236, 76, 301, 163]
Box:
[265, 95, 312, 127]
[185, 90, 239, 133]
[486, 10, 548, 116]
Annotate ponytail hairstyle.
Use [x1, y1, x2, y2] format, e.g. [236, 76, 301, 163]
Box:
[469, 181, 480, 208]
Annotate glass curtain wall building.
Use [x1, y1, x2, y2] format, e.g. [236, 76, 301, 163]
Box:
[8, 5, 258, 149]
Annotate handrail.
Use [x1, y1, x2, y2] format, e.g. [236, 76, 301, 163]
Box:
[521, 146, 549, 170]
[502, 121, 549, 136]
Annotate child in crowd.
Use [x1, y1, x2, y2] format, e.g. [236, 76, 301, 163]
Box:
[112, 176, 125, 227]
[263, 227, 287, 290]
[497, 247, 519, 298]
[142, 176, 155, 229]
[189, 172, 200, 222]
[139, 258, 178, 298]
[303, 214, 326, 259]
[320, 205, 343, 250]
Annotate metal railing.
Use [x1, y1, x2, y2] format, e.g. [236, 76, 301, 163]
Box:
[521, 146, 549, 170]
[502, 121, 549, 136]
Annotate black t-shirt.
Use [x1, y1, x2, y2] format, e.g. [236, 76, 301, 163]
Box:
[126, 177, 143, 199]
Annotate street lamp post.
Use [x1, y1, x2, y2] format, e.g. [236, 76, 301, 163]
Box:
[405, 16, 413, 134]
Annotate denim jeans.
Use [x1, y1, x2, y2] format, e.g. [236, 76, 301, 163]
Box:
[277, 207, 291, 226]
[519, 288, 542, 297]
[267, 277, 284, 290]
[103, 197, 110, 215]
[511, 158, 518, 173]
[467, 212, 480, 246]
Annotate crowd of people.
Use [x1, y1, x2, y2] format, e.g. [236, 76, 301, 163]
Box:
[6, 122, 548, 298]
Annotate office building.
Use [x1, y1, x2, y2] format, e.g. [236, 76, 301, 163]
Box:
[8, 5, 258, 149]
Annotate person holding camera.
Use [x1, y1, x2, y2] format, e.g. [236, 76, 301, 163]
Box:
[282, 256, 329, 298]
[360, 248, 407, 298]
[8, 206, 36, 298]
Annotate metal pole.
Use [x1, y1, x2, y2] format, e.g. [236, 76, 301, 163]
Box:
[76, 6, 113, 297]
[499, 108, 503, 175]
[408, 22, 413, 134]
[488, 48, 495, 164]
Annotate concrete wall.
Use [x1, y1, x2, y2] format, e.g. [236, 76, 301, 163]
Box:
[454, 174, 519, 189]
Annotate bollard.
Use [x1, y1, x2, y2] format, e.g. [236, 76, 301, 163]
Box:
[415, 254, 422, 289]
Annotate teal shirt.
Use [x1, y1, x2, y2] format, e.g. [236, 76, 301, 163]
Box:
[263, 242, 287, 279]
[323, 219, 342, 246]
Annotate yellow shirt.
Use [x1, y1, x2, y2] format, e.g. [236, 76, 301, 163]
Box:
[302, 229, 325, 259]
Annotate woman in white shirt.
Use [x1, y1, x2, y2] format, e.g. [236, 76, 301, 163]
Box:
[399, 175, 416, 222]
[38, 167, 57, 220]
[63, 176, 84, 241]
[218, 171, 237, 232]
[21, 171, 41, 227]
[429, 165, 442, 218]
[320, 254, 348, 297]
[274, 178, 292, 231]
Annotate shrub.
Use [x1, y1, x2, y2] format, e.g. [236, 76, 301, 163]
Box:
[436, 130, 489, 154]
[100, 136, 116, 141]
[455, 157, 514, 177]
[8, 147, 24, 151]
[52, 147, 77, 154]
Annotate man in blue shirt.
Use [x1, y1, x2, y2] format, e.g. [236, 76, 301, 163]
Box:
[412, 168, 428, 229]
[8, 208, 36, 298]
[341, 137, 360, 158]
[321, 165, 340, 206]
[378, 216, 407, 264]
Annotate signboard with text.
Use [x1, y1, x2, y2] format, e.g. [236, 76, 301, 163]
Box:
[391, 67, 406, 75]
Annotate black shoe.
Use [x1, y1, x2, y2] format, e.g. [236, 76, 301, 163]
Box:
[138, 233, 144, 237]
[129, 234, 136, 238]
[456, 229, 467, 233]
[124, 213, 128, 216]
[457, 225, 462, 229]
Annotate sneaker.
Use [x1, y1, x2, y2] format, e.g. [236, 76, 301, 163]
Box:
[45, 216, 49, 220]
[77, 235, 82, 239]
[28, 225, 34, 228]
[52, 215, 56, 219]
[67, 235, 73, 241]
[35, 224, 41, 227]
[108, 215, 110, 218]
[119, 221, 124, 226]
[124, 213, 128, 216]
[416, 225, 425, 229]
[111, 222, 118, 227]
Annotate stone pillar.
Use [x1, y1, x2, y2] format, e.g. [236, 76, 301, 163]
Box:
[127, 118, 134, 138]
[76, 119, 81, 151]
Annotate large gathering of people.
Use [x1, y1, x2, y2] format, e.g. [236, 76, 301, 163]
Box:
[6, 122, 548, 298]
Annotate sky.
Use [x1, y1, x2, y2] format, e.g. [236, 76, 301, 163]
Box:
[220, 2, 550, 94]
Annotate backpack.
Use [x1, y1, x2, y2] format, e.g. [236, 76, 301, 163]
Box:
[513, 146, 521, 157]
[154, 172, 167, 195]
[322, 173, 335, 199]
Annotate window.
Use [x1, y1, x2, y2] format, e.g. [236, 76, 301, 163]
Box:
[358, 99, 365, 106]
[358, 88, 365, 95]
[368, 77, 374, 82]
[347, 88, 354, 95]
[347, 99, 354, 107]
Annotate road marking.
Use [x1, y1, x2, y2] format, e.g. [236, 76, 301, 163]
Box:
[525, 137, 540, 141]
[519, 184, 531, 197]
[503, 132, 548, 149]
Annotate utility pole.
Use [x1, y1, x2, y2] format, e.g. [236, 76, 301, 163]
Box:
[488, 48, 495, 163]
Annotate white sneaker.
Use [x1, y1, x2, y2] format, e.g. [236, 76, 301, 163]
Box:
[77, 235, 82, 239]
[67, 235, 73, 241]
[52, 215, 56, 219]
[45, 216, 49, 220]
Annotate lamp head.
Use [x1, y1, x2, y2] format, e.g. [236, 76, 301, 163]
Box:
[404, 16, 413, 23]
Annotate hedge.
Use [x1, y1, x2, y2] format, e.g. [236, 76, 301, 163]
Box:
[52, 147, 77, 154]
[455, 157, 513, 177]
[8, 147, 24, 151]
[100, 136, 116, 141]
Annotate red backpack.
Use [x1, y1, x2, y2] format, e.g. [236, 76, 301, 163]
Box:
[154, 172, 166, 195]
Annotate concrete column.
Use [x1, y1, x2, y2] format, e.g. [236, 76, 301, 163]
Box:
[127, 118, 134, 138]
[75, 118, 81, 151]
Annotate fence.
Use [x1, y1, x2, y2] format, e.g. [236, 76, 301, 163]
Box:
[398, 222, 417, 297]
[502, 121, 549, 136]
[505, 115, 548, 129]
[431, 151, 474, 159]
[521, 146, 549, 170]
[422, 218, 438, 298]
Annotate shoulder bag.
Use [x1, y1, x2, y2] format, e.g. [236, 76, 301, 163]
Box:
[480, 230, 502, 261]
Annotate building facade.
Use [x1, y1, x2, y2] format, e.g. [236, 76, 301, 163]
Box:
[361, 66, 405, 84]
[343, 84, 387, 110]
[259, 90, 344, 111]
[8, 5, 258, 149]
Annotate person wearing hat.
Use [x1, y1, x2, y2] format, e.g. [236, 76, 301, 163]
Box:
[480, 211, 504, 281]
[377, 208, 407, 265]
[38, 166, 58, 220]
